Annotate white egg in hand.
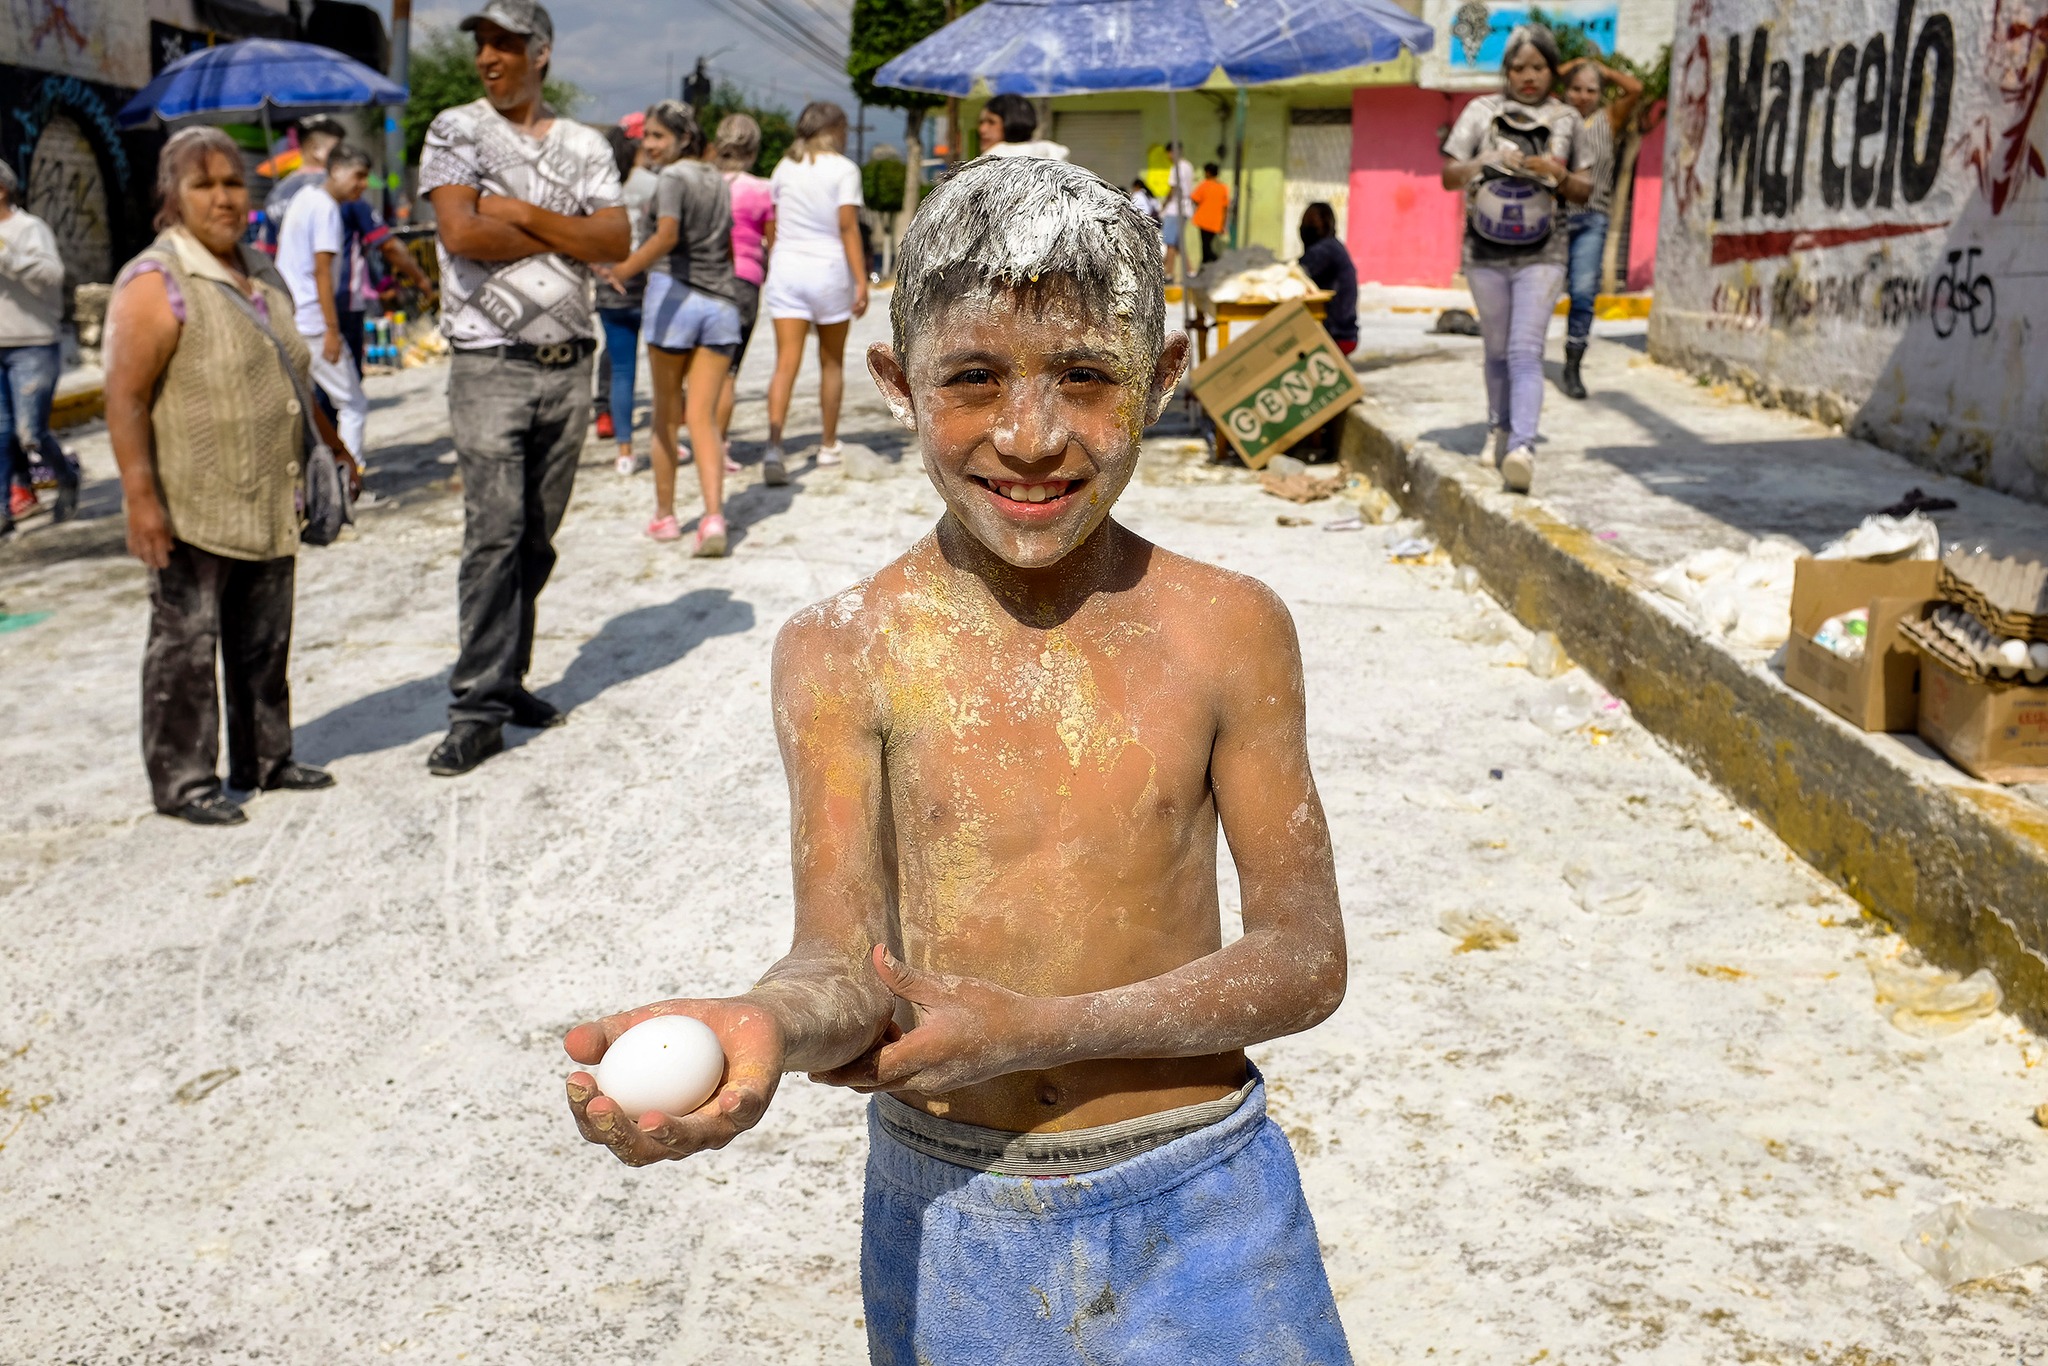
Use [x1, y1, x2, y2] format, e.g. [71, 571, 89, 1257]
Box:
[594, 1015, 726, 1118]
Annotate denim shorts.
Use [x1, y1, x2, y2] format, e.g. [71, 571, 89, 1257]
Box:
[643, 272, 742, 355]
[861, 1065, 1352, 1364]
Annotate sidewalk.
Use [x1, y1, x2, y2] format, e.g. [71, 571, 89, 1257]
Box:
[52, 363, 103, 429]
[1335, 311, 2048, 1028]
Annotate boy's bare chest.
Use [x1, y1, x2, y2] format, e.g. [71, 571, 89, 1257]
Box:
[873, 613, 1215, 840]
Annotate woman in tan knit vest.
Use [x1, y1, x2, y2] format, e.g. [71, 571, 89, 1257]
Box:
[106, 127, 359, 826]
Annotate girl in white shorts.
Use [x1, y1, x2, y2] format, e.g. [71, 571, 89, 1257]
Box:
[762, 101, 868, 469]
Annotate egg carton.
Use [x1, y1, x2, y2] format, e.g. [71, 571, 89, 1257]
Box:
[1937, 553, 2048, 641]
[1902, 602, 2048, 684]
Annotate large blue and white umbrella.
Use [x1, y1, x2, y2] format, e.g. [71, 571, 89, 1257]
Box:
[117, 39, 406, 129]
[875, 0, 1434, 96]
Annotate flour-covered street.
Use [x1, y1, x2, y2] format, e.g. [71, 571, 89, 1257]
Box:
[2, 311, 2044, 1364]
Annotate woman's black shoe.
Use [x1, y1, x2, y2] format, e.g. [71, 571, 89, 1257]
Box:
[167, 792, 247, 826]
[428, 721, 504, 776]
[1560, 342, 1588, 400]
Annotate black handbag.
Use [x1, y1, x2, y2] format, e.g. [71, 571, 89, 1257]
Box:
[208, 277, 356, 547]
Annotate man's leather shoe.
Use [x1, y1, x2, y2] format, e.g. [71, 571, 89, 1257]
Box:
[428, 721, 503, 776]
[166, 792, 247, 826]
[263, 762, 335, 791]
[508, 689, 565, 729]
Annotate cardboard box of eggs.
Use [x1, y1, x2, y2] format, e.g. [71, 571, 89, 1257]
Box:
[1899, 553, 2048, 784]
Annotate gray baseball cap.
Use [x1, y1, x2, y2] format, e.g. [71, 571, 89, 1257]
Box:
[459, 0, 554, 44]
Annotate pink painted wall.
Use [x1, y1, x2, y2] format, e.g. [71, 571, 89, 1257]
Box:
[1346, 87, 1475, 287]
[1626, 120, 1664, 292]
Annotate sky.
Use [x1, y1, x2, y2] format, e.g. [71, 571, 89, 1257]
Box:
[400, 0, 868, 131]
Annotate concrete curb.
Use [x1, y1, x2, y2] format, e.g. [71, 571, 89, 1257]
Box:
[1337, 404, 2048, 1032]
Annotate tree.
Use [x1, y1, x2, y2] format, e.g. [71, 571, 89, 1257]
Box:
[401, 26, 583, 165]
[846, 0, 947, 220]
[696, 79, 796, 175]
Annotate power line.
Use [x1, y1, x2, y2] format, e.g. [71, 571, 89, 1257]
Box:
[700, 0, 845, 78]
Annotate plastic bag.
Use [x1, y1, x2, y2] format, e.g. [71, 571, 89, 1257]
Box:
[1866, 958, 2003, 1037]
[1817, 511, 1941, 563]
[1651, 537, 1803, 650]
[1455, 565, 1483, 594]
[1902, 1203, 2048, 1287]
[1528, 630, 1571, 679]
[1525, 676, 1609, 736]
[1563, 863, 1652, 915]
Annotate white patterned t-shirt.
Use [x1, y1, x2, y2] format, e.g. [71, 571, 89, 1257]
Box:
[419, 98, 623, 348]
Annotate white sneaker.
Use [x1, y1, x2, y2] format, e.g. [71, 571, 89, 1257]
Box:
[614, 454, 637, 476]
[1501, 444, 1535, 494]
[815, 442, 843, 468]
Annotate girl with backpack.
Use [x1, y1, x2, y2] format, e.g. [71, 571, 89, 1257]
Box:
[1440, 24, 1591, 494]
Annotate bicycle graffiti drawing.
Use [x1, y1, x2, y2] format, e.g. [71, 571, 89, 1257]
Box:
[1930, 247, 1998, 339]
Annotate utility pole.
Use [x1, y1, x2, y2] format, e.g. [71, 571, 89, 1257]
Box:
[854, 101, 869, 163]
[383, 0, 411, 221]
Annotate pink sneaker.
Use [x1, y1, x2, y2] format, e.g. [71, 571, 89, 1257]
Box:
[646, 513, 681, 542]
[724, 455, 741, 472]
[693, 513, 728, 558]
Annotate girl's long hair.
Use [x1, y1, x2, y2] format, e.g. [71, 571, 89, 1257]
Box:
[787, 101, 848, 163]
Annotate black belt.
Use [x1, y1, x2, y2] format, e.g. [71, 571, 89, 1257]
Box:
[461, 338, 595, 366]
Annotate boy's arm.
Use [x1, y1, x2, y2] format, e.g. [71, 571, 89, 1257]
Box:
[859, 586, 1346, 1097]
[476, 196, 631, 263]
[563, 610, 897, 1163]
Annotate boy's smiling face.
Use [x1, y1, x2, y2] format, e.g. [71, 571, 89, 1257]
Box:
[870, 285, 1187, 571]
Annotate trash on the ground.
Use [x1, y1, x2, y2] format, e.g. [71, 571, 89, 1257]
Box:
[1439, 908, 1518, 953]
[1349, 482, 1401, 524]
[1526, 675, 1626, 737]
[1431, 307, 1482, 336]
[0, 610, 52, 634]
[1265, 453, 1309, 479]
[1260, 468, 1344, 504]
[1785, 558, 1942, 732]
[1488, 768, 1504, 780]
[1866, 957, 2004, 1037]
[1455, 565, 1483, 594]
[1817, 511, 1942, 563]
[1387, 536, 1437, 562]
[1488, 638, 1530, 668]
[1595, 529, 1619, 541]
[840, 442, 891, 481]
[1322, 515, 1365, 532]
[2034, 1102, 2048, 1129]
[1277, 514, 1311, 527]
[1450, 606, 1520, 647]
[1528, 630, 1572, 678]
[1563, 863, 1652, 915]
[1902, 1202, 2048, 1288]
[1651, 536, 1805, 650]
[1877, 487, 1959, 519]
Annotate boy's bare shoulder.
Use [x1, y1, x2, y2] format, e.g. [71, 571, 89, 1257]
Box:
[1135, 538, 1298, 647]
[772, 540, 931, 679]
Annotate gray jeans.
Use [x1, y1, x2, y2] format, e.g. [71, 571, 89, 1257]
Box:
[447, 349, 591, 726]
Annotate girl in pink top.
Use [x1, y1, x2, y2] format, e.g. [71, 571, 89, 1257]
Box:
[712, 115, 783, 482]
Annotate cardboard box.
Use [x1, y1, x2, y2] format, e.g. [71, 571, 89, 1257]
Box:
[1917, 652, 2048, 784]
[1188, 301, 1364, 470]
[1783, 558, 1940, 731]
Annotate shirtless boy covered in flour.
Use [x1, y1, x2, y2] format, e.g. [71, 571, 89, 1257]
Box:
[565, 157, 1352, 1364]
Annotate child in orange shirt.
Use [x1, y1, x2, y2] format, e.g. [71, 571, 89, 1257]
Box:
[1191, 162, 1230, 264]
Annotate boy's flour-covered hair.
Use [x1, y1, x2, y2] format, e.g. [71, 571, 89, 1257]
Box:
[891, 155, 1165, 365]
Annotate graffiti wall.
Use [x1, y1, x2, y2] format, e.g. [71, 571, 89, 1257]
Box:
[0, 0, 149, 89]
[1650, 0, 2048, 504]
[1420, 0, 1679, 90]
[0, 63, 159, 294]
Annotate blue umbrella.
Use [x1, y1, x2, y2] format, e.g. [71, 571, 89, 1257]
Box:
[117, 38, 406, 129]
[875, 0, 1434, 96]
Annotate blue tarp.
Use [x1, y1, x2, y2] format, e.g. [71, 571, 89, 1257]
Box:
[875, 0, 1434, 96]
[118, 39, 406, 129]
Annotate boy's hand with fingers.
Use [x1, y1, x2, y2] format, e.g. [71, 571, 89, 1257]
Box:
[564, 998, 786, 1165]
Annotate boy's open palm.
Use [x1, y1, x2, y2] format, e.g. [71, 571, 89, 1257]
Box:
[563, 998, 785, 1166]
[813, 946, 1054, 1097]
